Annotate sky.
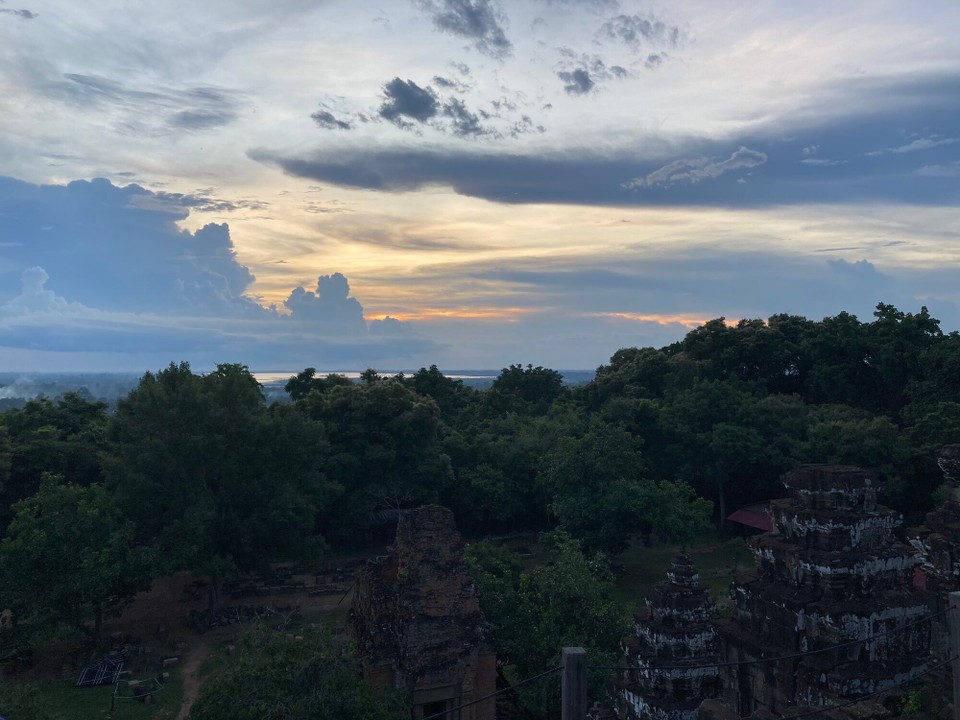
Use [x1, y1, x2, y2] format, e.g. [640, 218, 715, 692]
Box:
[1, 0, 959, 372]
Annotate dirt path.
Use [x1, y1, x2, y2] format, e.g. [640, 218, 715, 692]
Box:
[175, 635, 216, 720]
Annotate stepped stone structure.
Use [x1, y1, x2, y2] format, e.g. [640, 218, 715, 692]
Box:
[910, 446, 960, 593]
[350, 505, 496, 720]
[615, 553, 720, 720]
[714, 465, 930, 718]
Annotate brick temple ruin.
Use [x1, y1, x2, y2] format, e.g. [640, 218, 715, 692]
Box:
[350, 505, 497, 720]
[713, 464, 931, 719]
[910, 445, 960, 595]
[615, 553, 720, 720]
[603, 461, 950, 720]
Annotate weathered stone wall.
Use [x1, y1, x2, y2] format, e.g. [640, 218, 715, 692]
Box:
[350, 505, 496, 720]
[716, 465, 931, 719]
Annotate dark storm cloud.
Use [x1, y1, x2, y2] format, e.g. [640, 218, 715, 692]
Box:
[379, 78, 439, 125]
[254, 72, 960, 208]
[598, 14, 682, 49]
[311, 109, 353, 130]
[417, 0, 512, 59]
[557, 68, 594, 95]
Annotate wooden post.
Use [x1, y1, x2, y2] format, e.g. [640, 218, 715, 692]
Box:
[951, 592, 960, 720]
[562, 647, 588, 720]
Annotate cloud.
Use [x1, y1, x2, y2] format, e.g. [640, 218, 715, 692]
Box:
[417, 0, 512, 59]
[311, 109, 353, 130]
[801, 158, 845, 167]
[644, 53, 664, 70]
[557, 68, 594, 96]
[0, 267, 80, 317]
[379, 77, 439, 125]
[0, 177, 435, 368]
[866, 136, 958, 156]
[373, 77, 494, 137]
[50, 74, 241, 134]
[598, 14, 681, 50]
[283, 273, 367, 335]
[625, 147, 768, 189]
[555, 50, 629, 94]
[129, 190, 269, 213]
[442, 97, 485, 136]
[916, 160, 960, 177]
[253, 72, 960, 207]
[0, 177, 263, 316]
[0, 7, 35, 19]
[432, 75, 470, 93]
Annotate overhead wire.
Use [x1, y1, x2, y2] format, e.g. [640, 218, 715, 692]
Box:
[421, 664, 562, 720]
[774, 653, 956, 720]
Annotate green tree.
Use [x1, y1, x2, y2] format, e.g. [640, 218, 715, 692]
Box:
[467, 531, 627, 720]
[0, 476, 154, 646]
[0, 393, 108, 531]
[486, 364, 566, 415]
[296, 378, 452, 545]
[188, 626, 407, 720]
[537, 420, 711, 553]
[109, 362, 329, 614]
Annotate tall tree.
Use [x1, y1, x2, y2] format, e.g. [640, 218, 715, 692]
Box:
[188, 626, 408, 720]
[109, 363, 329, 614]
[467, 531, 627, 720]
[0, 476, 154, 646]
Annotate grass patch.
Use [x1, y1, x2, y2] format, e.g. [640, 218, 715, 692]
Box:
[612, 534, 755, 613]
[1, 669, 183, 720]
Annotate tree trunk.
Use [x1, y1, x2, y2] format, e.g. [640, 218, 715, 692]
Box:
[717, 476, 727, 533]
[208, 574, 223, 618]
[94, 603, 103, 647]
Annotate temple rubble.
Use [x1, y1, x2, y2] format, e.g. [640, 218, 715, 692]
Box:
[350, 504, 496, 720]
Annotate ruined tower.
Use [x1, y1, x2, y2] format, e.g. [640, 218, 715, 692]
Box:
[715, 465, 930, 717]
[910, 445, 960, 592]
[350, 505, 497, 720]
[616, 553, 720, 720]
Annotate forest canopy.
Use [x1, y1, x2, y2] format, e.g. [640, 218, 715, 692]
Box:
[0, 303, 956, 654]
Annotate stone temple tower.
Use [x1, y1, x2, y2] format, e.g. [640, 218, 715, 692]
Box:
[616, 553, 720, 720]
[714, 465, 930, 718]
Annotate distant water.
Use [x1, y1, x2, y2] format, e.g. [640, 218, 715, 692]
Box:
[252, 369, 595, 388]
[253, 370, 499, 385]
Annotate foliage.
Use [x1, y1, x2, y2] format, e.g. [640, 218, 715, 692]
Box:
[108, 362, 330, 612]
[296, 376, 452, 544]
[188, 626, 407, 720]
[467, 531, 627, 720]
[0, 393, 108, 532]
[0, 682, 64, 720]
[0, 476, 154, 645]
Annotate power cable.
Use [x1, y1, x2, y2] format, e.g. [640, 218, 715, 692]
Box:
[775, 653, 955, 720]
[421, 665, 562, 720]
